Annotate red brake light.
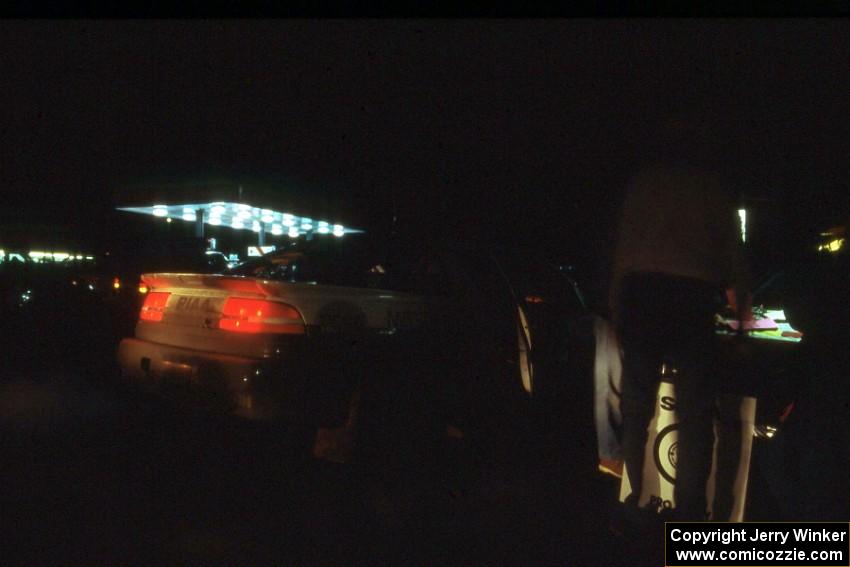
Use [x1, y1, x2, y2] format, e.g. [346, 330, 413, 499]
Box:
[140, 292, 171, 322]
[219, 298, 305, 334]
[525, 295, 545, 304]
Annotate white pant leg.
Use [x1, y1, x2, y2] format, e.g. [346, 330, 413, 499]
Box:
[593, 316, 623, 461]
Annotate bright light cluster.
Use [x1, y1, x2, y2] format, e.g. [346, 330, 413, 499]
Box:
[118, 202, 362, 238]
[817, 238, 844, 253]
[0, 250, 95, 264]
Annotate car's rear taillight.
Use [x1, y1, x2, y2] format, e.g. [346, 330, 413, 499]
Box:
[219, 297, 305, 334]
[139, 292, 170, 322]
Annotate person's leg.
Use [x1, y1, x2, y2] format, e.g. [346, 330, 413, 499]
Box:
[669, 288, 719, 521]
[709, 393, 743, 521]
[620, 343, 660, 506]
[594, 316, 623, 463]
[617, 274, 665, 507]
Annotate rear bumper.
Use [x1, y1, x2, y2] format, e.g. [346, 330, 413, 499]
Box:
[117, 337, 358, 423]
[117, 338, 283, 420]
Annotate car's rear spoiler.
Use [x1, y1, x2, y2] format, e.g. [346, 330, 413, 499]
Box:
[141, 273, 276, 297]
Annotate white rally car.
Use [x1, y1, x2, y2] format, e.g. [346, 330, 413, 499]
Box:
[118, 238, 429, 419]
[117, 236, 596, 462]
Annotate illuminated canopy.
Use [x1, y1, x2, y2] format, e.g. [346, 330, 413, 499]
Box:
[116, 202, 363, 237]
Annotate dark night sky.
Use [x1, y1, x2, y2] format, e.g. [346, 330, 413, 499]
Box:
[2, 20, 850, 274]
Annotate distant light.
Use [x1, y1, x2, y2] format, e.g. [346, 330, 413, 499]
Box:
[317, 225, 330, 234]
[333, 224, 345, 237]
[29, 251, 69, 262]
[737, 208, 747, 243]
[183, 213, 196, 221]
[754, 424, 778, 439]
[209, 217, 222, 226]
[300, 221, 313, 231]
[237, 210, 253, 220]
[237, 203, 251, 211]
[138, 284, 149, 294]
[166, 217, 173, 223]
[113, 278, 121, 290]
[271, 224, 283, 235]
[153, 206, 168, 217]
[282, 215, 296, 227]
[183, 207, 195, 215]
[818, 238, 845, 253]
[261, 214, 274, 223]
[232, 219, 245, 229]
[252, 221, 261, 233]
[288, 226, 300, 238]
[211, 205, 226, 215]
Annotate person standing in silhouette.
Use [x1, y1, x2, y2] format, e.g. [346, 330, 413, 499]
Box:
[611, 107, 751, 521]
